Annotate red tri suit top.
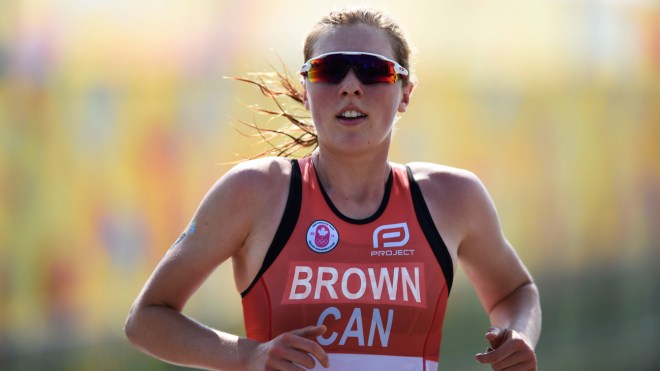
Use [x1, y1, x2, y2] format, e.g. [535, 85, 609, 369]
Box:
[241, 158, 454, 370]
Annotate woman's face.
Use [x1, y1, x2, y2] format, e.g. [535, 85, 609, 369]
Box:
[303, 24, 414, 157]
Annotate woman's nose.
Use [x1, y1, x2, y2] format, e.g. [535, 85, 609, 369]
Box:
[338, 69, 363, 97]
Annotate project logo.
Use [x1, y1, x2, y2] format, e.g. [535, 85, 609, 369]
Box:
[373, 222, 409, 248]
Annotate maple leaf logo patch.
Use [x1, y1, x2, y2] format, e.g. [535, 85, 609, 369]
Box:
[306, 220, 339, 253]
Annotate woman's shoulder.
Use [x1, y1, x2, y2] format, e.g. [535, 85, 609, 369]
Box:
[405, 161, 481, 190]
[222, 156, 294, 186]
[204, 157, 294, 208]
[403, 161, 489, 212]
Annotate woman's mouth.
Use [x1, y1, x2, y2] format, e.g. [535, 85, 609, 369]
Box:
[337, 110, 367, 121]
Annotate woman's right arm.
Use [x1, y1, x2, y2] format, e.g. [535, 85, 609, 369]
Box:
[124, 158, 329, 370]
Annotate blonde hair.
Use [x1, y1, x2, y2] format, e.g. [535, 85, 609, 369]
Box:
[233, 7, 414, 159]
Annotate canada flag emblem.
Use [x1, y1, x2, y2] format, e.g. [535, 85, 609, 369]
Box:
[306, 220, 339, 253]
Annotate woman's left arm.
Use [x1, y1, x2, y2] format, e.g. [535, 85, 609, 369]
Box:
[455, 172, 541, 370]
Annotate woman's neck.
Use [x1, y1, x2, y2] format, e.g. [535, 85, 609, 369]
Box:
[311, 148, 391, 219]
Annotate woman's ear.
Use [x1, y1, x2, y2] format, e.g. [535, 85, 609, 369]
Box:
[398, 82, 414, 113]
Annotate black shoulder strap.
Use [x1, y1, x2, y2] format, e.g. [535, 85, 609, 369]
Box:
[241, 159, 303, 297]
[406, 166, 454, 294]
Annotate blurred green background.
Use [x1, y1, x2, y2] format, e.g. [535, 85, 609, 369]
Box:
[1, 0, 659, 370]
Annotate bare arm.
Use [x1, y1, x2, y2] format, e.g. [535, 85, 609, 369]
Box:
[124, 158, 329, 370]
[456, 172, 541, 370]
[410, 163, 540, 370]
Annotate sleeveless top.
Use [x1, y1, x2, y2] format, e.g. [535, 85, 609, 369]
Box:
[241, 157, 453, 370]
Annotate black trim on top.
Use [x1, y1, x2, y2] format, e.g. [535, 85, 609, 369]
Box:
[406, 166, 454, 294]
[316, 167, 393, 225]
[240, 159, 302, 298]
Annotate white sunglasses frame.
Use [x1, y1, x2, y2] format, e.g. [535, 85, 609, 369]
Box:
[300, 51, 409, 80]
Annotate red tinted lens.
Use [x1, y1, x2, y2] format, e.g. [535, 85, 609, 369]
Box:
[306, 54, 399, 84]
[306, 54, 349, 83]
[351, 55, 398, 84]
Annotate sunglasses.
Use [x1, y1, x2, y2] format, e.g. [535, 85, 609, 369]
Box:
[300, 51, 409, 85]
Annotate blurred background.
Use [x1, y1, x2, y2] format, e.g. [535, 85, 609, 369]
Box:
[1, 0, 659, 370]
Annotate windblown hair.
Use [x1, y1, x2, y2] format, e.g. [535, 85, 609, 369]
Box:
[231, 6, 414, 159]
[230, 68, 315, 159]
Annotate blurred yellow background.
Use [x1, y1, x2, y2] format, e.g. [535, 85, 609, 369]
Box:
[1, 0, 658, 370]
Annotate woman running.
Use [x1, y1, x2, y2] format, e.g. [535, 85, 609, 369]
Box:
[125, 6, 541, 371]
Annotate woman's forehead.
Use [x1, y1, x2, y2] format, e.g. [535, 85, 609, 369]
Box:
[311, 24, 394, 59]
